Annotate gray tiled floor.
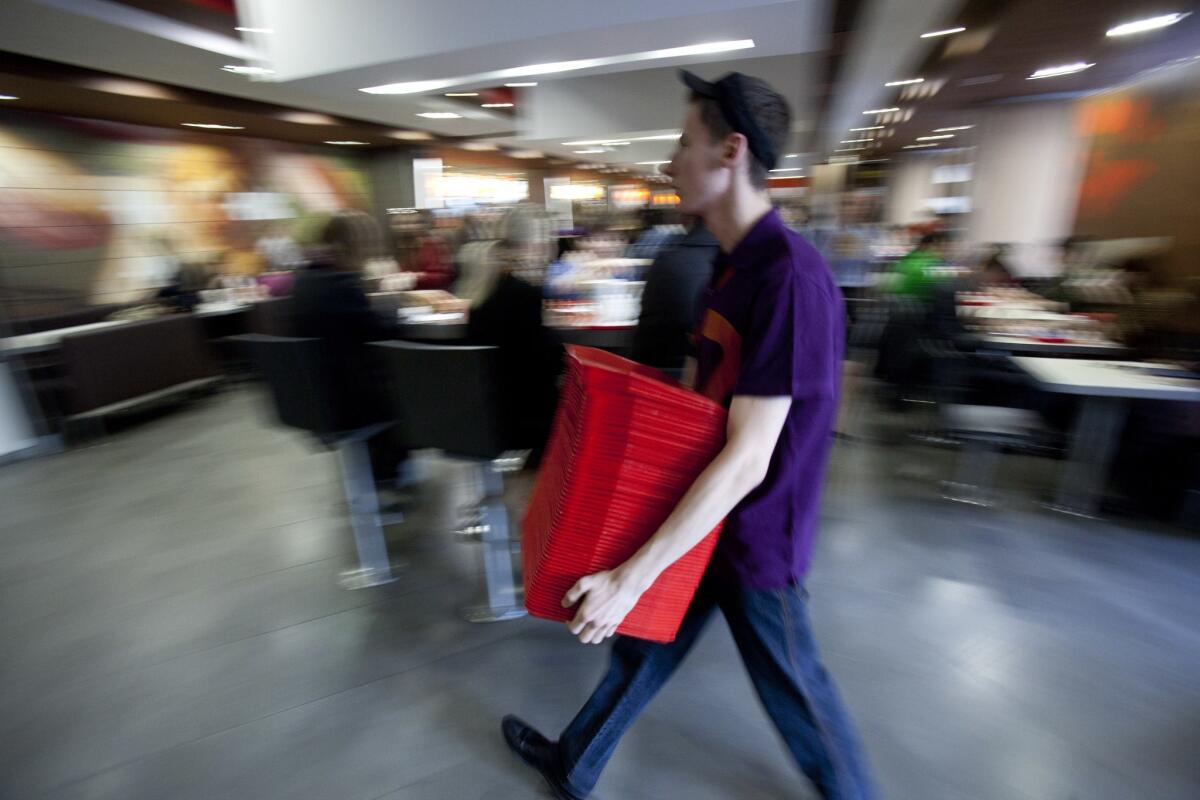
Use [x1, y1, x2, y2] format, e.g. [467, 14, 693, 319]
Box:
[1, 386, 1198, 799]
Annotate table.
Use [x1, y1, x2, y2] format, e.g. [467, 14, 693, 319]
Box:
[1011, 357, 1200, 515]
[393, 322, 635, 353]
[0, 320, 129, 357]
[975, 334, 1130, 359]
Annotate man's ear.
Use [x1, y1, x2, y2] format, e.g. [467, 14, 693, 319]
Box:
[720, 132, 749, 170]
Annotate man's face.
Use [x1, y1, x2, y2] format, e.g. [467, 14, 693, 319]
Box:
[662, 103, 731, 216]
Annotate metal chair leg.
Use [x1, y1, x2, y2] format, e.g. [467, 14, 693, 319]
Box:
[336, 439, 401, 589]
[461, 461, 526, 622]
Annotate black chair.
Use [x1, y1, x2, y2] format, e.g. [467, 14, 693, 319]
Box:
[372, 341, 526, 622]
[243, 334, 401, 589]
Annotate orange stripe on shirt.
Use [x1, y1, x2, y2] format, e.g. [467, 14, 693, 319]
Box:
[697, 309, 742, 404]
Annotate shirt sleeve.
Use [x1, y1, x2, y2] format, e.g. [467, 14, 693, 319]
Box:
[734, 264, 842, 399]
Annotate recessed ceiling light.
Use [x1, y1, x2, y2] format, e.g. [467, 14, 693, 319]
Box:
[1107, 13, 1190, 37]
[841, 138, 875, 143]
[916, 134, 955, 141]
[460, 142, 498, 151]
[361, 39, 754, 94]
[863, 107, 900, 114]
[390, 130, 434, 141]
[505, 82, 538, 87]
[1029, 62, 1095, 80]
[921, 27, 966, 38]
[509, 150, 544, 159]
[934, 126, 973, 132]
[221, 65, 274, 76]
[445, 92, 479, 97]
[903, 143, 938, 149]
[181, 123, 245, 129]
[481, 102, 514, 108]
[417, 112, 463, 119]
[0, 94, 19, 100]
[769, 167, 804, 173]
[850, 126, 884, 132]
[574, 149, 606, 154]
[325, 140, 370, 145]
[234, 27, 274, 34]
[279, 112, 338, 125]
[885, 78, 925, 87]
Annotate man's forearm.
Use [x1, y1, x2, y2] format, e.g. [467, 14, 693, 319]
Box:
[620, 442, 767, 593]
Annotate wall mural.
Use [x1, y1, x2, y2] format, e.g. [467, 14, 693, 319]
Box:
[0, 110, 372, 319]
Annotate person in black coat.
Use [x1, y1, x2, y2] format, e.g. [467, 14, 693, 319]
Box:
[632, 216, 719, 371]
[291, 213, 406, 481]
[466, 206, 563, 464]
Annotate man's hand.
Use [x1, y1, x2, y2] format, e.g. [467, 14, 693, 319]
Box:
[561, 567, 645, 644]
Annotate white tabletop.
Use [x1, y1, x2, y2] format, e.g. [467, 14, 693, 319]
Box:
[1, 320, 129, 355]
[1012, 357, 1200, 401]
[194, 302, 253, 317]
[978, 335, 1128, 357]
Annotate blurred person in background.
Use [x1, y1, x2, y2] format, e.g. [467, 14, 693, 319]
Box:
[391, 209, 455, 290]
[154, 261, 209, 313]
[624, 207, 685, 260]
[887, 230, 948, 301]
[631, 214, 719, 372]
[293, 211, 409, 488]
[467, 205, 563, 465]
[502, 70, 877, 800]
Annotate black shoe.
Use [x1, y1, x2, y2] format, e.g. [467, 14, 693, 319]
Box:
[501, 715, 585, 800]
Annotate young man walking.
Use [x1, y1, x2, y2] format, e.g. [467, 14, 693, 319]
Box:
[502, 70, 879, 800]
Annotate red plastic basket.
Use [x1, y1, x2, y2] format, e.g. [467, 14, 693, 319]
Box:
[522, 346, 727, 642]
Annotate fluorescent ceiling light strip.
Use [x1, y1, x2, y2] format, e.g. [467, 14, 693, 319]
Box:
[841, 138, 874, 143]
[850, 126, 883, 131]
[863, 107, 900, 114]
[444, 92, 478, 97]
[505, 82, 538, 87]
[636, 160, 670, 165]
[574, 149, 606, 154]
[222, 65, 274, 75]
[1106, 13, 1190, 37]
[235, 27, 273, 33]
[361, 39, 755, 94]
[921, 27, 966, 38]
[481, 103, 513, 108]
[0, 94, 19, 100]
[903, 143, 937, 149]
[783, 153, 800, 158]
[563, 133, 680, 146]
[1029, 62, 1094, 79]
[836, 147, 866, 152]
[417, 112, 462, 119]
[885, 78, 924, 87]
[182, 123, 244, 129]
[916, 134, 954, 140]
[325, 140, 369, 145]
[769, 168, 804, 173]
[934, 126, 973, 132]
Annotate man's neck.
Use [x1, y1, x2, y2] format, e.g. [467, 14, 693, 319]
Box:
[704, 183, 774, 254]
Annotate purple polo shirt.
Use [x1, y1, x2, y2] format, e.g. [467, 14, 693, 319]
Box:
[694, 208, 844, 589]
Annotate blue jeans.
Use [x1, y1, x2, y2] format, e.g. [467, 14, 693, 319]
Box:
[557, 573, 879, 799]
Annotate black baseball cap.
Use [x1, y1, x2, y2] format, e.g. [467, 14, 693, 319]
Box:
[679, 69, 782, 171]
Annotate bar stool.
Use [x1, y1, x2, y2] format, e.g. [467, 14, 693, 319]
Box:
[243, 334, 402, 589]
[372, 340, 526, 622]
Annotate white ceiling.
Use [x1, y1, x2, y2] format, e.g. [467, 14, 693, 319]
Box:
[0, 0, 947, 172]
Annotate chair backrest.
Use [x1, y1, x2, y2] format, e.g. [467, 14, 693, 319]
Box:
[60, 314, 216, 414]
[371, 341, 505, 459]
[241, 334, 347, 436]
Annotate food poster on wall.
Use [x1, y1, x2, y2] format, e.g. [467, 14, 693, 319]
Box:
[0, 111, 372, 312]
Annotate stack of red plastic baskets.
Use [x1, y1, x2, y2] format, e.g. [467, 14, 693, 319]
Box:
[522, 346, 727, 642]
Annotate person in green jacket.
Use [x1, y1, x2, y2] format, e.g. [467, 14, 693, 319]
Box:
[890, 231, 948, 300]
